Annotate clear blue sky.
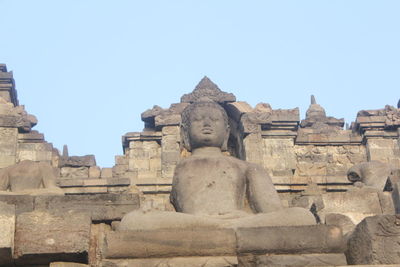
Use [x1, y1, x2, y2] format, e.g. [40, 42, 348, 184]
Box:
[1, 1, 399, 167]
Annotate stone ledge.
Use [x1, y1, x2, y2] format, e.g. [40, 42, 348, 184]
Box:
[236, 225, 344, 254]
[101, 256, 238, 267]
[238, 253, 347, 267]
[14, 210, 91, 265]
[34, 194, 140, 222]
[104, 228, 237, 259]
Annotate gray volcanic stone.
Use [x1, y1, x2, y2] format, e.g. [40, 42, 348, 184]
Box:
[0, 202, 15, 266]
[14, 210, 91, 265]
[347, 215, 400, 265]
[60, 155, 96, 167]
[34, 193, 140, 222]
[104, 228, 237, 258]
[180, 76, 236, 103]
[236, 225, 344, 254]
[238, 253, 347, 267]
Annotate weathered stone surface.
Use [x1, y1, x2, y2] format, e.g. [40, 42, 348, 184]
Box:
[262, 138, 296, 178]
[347, 215, 400, 265]
[0, 127, 18, 168]
[18, 130, 44, 143]
[0, 194, 34, 214]
[104, 228, 237, 258]
[50, 262, 89, 267]
[180, 76, 236, 103]
[318, 191, 383, 225]
[34, 193, 139, 221]
[367, 139, 400, 168]
[236, 225, 344, 254]
[225, 101, 253, 122]
[60, 155, 96, 167]
[0, 160, 63, 194]
[89, 223, 111, 267]
[325, 213, 356, 236]
[0, 202, 15, 265]
[101, 167, 113, 178]
[89, 166, 101, 178]
[238, 253, 347, 267]
[60, 166, 89, 178]
[17, 142, 54, 162]
[14, 210, 91, 264]
[347, 161, 391, 190]
[101, 256, 238, 267]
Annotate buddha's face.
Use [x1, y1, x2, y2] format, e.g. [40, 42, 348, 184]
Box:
[187, 106, 229, 150]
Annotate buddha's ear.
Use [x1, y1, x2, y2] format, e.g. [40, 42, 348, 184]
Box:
[180, 123, 191, 152]
[221, 124, 230, 152]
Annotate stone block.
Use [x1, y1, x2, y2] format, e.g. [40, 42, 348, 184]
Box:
[60, 167, 89, 178]
[112, 164, 128, 177]
[101, 256, 238, 267]
[18, 131, 44, 143]
[0, 202, 15, 265]
[238, 253, 347, 267]
[104, 228, 236, 258]
[0, 194, 34, 214]
[225, 101, 253, 122]
[101, 168, 113, 178]
[347, 215, 400, 265]
[14, 210, 91, 265]
[114, 155, 128, 165]
[236, 225, 344, 254]
[243, 133, 264, 165]
[63, 187, 108, 194]
[161, 135, 179, 151]
[60, 155, 96, 167]
[367, 139, 399, 164]
[129, 158, 150, 171]
[89, 223, 111, 266]
[50, 262, 89, 267]
[0, 127, 17, 168]
[89, 166, 101, 178]
[106, 178, 130, 186]
[34, 194, 140, 222]
[161, 125, 180, 135]
[320, 191, 383, 224]
[17, 142, 53, 162]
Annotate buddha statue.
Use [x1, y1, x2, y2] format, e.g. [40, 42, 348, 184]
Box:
[119, 99, 315, 230]
[0, 160, 64, 195]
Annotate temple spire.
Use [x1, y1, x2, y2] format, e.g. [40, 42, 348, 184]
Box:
[311, 95, 316, 105]
[180, 76, 236, 103]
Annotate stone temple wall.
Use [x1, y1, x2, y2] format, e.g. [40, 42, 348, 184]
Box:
[121, 77, 400, 211]
[0, 65, 400, 266]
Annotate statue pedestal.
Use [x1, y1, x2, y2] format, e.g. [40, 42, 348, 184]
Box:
[102, 225, 346, 266]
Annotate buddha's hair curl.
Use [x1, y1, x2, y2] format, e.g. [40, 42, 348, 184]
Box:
[181, 101, 229, 128]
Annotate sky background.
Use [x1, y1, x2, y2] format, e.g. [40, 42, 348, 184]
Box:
[1, 1, 399, 167]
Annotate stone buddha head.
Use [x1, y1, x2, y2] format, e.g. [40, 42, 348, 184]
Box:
[181, 99, 230, 152]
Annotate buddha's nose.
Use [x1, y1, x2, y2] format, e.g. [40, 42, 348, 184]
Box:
[203, 117, 212, 126]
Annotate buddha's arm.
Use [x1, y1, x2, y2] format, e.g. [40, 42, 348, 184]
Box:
[0, 169, 9, 190]
[246, 163, 284, 213]
[39, 163, 59, 188]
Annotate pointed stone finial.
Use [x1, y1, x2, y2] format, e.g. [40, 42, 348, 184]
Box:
[0, 64, 7, 72]
[180, 76, 236, 103]
[194, 76, 220, 91]
[306, 95, 326, 119]
[311, 95, 316, 105]
[62, 145, 69, 157]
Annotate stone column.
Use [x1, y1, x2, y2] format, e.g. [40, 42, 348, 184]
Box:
[161, 126, 180, 180]
[0, 127, 18, 168]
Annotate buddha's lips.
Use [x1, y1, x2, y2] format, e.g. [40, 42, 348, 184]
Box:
[201, 128, 213, 134]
